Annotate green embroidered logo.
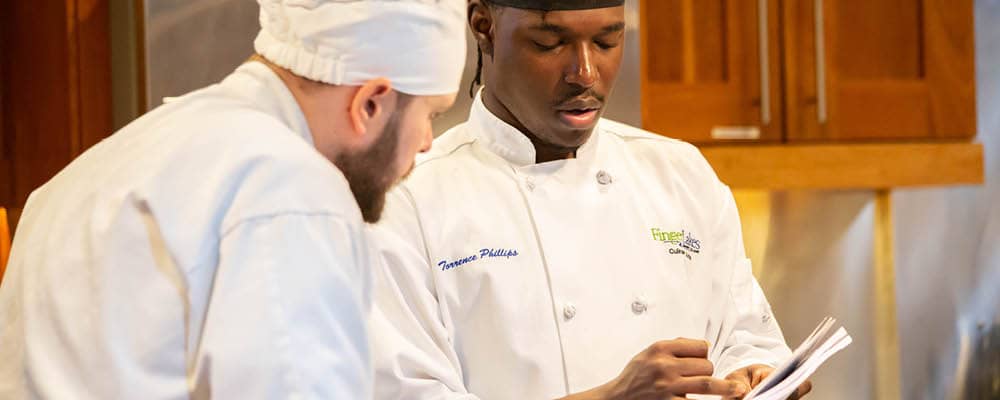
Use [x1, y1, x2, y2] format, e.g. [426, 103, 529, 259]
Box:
[651, 227, 702, 260]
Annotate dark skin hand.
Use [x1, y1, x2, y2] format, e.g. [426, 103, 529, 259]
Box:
[725, 364, 812, 400]
[557, 339, 748, 400]
[469, 0, 624, 163]
[555, 347, 813, 400]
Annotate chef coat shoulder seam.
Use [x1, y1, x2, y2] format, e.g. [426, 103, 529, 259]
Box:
[413, 139, 477, 170]
[600, 123, 708, 162]
[600, 120, 689, 144]
[603, 124, 722, 181]
[220, 210, 351, 239]
[614, 132, 699, 155]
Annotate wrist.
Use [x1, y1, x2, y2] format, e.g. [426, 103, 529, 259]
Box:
[557, 378, 618, 400]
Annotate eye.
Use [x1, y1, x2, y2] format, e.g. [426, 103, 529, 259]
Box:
[533, 40, 561, 51]
[595, 40, 619, 50]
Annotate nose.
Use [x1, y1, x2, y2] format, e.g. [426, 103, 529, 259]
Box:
[419, 125, 433, 153]
[564, 43, 597, 88]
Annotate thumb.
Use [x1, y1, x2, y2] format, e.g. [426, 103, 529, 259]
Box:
[725, 368, 753, 392]
[751, 366, 774, 387]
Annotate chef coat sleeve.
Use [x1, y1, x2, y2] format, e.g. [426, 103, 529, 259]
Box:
[369, 188, 481, 400]
[709, 183, 794, 378]
[195, 212, 372, 399]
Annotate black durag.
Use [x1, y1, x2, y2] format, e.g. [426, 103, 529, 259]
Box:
[486, 0, 624, 10]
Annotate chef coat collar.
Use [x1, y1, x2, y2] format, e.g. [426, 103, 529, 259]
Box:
[218, 61, 315, 146]
[468, 89, 599, 168]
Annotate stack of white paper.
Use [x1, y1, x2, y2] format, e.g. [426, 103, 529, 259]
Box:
[742, 316, 853, 400]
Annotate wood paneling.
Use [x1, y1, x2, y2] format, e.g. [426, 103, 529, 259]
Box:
[0, 17, 9, 208]
[700, 142, 984, 189]
[835, 0, 923, 80]
[0, 0, 111, 211]
[3, 1, 73, 208]
[77, 0, 113, 151]
[641, 0, 783, 143]
[781, 0, 823, 140]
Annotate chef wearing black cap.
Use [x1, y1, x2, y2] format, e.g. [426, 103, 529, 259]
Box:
[369, 1, 812, 399]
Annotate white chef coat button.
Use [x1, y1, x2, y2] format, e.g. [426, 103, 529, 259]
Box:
[631, 300, 647, 315]
[525, 179, 536, 191]
[563, 303, 577, 320]
[596, 170, 612, 185]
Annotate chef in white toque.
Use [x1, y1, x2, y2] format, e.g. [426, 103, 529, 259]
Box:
[0, 0, 466, 398]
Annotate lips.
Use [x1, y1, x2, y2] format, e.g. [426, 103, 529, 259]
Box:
[556, 97, 603, 129]
[557, 109, 599, 129]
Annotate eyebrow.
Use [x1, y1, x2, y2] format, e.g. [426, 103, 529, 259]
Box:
[530, 23, 568, 34]
[529, 21, 626, 35]
[600, 22, 627, 34]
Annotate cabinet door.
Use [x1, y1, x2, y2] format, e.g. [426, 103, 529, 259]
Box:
[640, 0, 783, 143]
[785, 0, 976, 141]
[0, 0, 111, 211]
[0, 37, 9, 208]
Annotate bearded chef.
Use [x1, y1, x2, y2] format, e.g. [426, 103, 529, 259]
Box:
[0, 0, 465, 398]
[369, 0, 812, 399]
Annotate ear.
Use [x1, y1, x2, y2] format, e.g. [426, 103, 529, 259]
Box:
[347, 78, 394, 138]
[468, 0, 495, 57]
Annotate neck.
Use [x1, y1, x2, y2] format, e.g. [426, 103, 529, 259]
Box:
[249, 54, 348, 163]
[523, 134, 578, 163]
[481, 88, 578, 164]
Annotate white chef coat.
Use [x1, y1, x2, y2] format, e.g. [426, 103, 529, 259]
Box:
[369, 94, 793, 399]
[0, 61, 373, 399]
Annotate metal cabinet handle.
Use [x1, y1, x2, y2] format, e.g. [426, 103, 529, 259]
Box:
[815, 0, 828, 124]
[758, 0, 771, 126]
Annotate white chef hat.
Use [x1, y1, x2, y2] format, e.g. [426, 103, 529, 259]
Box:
[254, 0, 467, 96]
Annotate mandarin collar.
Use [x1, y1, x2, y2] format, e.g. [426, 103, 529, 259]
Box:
[468, 90, 600, 168]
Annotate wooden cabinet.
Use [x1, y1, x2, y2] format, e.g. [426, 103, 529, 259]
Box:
[0, 0, 112, 221]
[0, 32, 9, 209]
[641, 0, 977, 144]
[642, 0, 784, 142]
